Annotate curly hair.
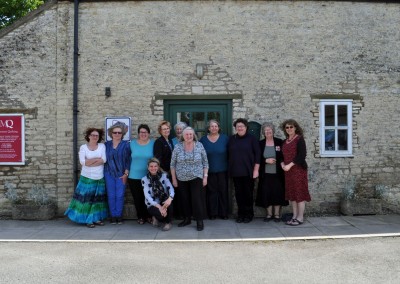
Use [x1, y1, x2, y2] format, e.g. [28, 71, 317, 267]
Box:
[233, 118, 248, 128]
[84, 127, 105, 142]
[280, 119, 304, 138]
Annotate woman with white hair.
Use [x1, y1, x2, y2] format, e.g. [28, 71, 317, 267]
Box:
[172, 122, 187, 147]
[170, 127, 209, 231]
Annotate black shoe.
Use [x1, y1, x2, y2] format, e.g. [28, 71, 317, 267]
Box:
[243, 217, 252, 223]
[110, 218, 117, 225]
[178, 218, 191, 227]
[263, 215, 273, 222]
[236, 217, 244, 223]
[197, 220, 204, 231]
[273, 215, 281, 223]
[117, 218, 123, 225]
[209, 215, 217, 220]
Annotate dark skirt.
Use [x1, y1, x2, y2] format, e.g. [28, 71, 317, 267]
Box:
[256, 173, 288, 207]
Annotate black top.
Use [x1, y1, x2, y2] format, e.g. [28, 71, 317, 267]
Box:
[227, 132, 261, 177]
[153, 136, 174, 172]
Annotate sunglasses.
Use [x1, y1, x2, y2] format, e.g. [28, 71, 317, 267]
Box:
[285, 126, 294, 129]
[112, 131, 122, 134]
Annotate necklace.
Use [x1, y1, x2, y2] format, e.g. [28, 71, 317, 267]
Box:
[87, 143, 98, 151]
[286, 135, 298, 144]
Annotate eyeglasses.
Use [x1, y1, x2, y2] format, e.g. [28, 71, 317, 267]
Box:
[139, 131, 148, 134]
[285, 126, 294, 129]
[112, 131, 122, 134]
[161, 128, 170, 131]
[90, 134, 99, 137]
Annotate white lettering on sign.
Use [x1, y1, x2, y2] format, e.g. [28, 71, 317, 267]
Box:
[0, 120, 14, 129]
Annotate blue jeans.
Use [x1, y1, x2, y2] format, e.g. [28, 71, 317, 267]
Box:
[104, 172, 126, 218]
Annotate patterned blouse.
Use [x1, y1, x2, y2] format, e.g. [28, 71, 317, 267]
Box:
[170, 142, 209, 181]
[142, 172, 175, 208]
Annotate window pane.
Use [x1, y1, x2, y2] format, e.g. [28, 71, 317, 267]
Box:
[324, 105, 335, 126]
[325, 129, 335, 151]
[207, 112, 221, 122]
[338, 130, 348, 150]
[338, 105, 348, 126]
[177, 112, 190, 126]
[193, 112, 205, 131]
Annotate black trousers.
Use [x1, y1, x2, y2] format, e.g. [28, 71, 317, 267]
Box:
[206, 172, 229, 217]
[178, 178, 207, 221]
[232, 176, 254, 219]
[128, 179, 150, 220]
[147, 205, 172, 223]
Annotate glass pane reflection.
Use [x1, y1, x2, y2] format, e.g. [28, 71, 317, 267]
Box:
[325, 129, 335, 151]
[324, 105, 334, 126]
[338, 105, 348, 126]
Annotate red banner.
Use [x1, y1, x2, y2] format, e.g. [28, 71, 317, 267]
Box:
[0, 114, 25, 165]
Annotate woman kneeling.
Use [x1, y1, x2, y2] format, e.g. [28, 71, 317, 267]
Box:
[141, 158, 175, 231]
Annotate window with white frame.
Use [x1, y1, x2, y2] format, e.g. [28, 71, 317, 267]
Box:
[319, 100, 353, 157]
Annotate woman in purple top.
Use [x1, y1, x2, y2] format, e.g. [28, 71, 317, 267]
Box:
[228, 118, 260, 223]
[104, 122, 131, 225]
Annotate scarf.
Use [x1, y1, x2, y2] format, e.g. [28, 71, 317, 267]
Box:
[146, 171, 169, 204]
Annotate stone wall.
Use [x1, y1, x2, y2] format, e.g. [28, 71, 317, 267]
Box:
[1, 1, 399, 216]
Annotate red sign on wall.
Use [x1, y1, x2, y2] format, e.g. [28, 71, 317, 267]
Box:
[0, 114, 25, 165]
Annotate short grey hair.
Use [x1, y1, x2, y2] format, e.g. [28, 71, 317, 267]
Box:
[207, 119, 221, 133]
[261, 122, 275, 137]
[174, 121, 188, 131]
[180, 126, 198, 142]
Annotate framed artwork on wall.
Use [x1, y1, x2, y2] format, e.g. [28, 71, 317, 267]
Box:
[105, 116, 132, 142]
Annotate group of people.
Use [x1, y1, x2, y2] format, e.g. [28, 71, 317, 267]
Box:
[65, 117, 310, 232]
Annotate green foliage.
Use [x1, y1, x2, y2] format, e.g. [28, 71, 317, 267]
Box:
[342, 176, 357, 200]
[0, 0, 45, 29]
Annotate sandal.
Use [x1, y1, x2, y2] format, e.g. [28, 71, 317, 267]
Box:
[94, 221, 105, 226]
[137, 218, 145, 225]
[86, 223, 95, 228]
[286, 219, 295, 225]
[289, 219, 304, 226]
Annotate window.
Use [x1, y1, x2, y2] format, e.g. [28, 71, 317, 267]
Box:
[319, 100, 353, 157]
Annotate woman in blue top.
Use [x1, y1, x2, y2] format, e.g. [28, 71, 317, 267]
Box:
[104, 122, 131, 225]
[128, 124, 154, 225]
[199, 120, 229, 220]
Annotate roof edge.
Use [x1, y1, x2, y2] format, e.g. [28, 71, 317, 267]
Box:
[0, 0, 58, 38]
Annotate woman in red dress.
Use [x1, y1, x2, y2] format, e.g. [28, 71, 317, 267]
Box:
[280, 119, 311, 226]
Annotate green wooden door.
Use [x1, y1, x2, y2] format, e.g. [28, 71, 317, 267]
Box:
[164, 100, 232, 139]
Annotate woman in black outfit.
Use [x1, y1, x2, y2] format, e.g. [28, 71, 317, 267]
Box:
[153, 120, 174, 174]
[228, 118, 260, 223]
[256, 122, 288, 222]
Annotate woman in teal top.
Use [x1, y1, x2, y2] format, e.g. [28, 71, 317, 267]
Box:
[199, 120, 229, 220]
[128, 124, 155, 225]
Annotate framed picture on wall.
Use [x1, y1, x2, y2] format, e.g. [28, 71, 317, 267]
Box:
[105, 116, 131, 142]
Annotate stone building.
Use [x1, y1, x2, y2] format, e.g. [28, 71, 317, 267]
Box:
[1, 0, 399, 217]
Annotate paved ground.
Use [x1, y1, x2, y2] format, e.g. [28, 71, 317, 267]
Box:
[1, 215, 400, 283]
[1, 214, 400, 242]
